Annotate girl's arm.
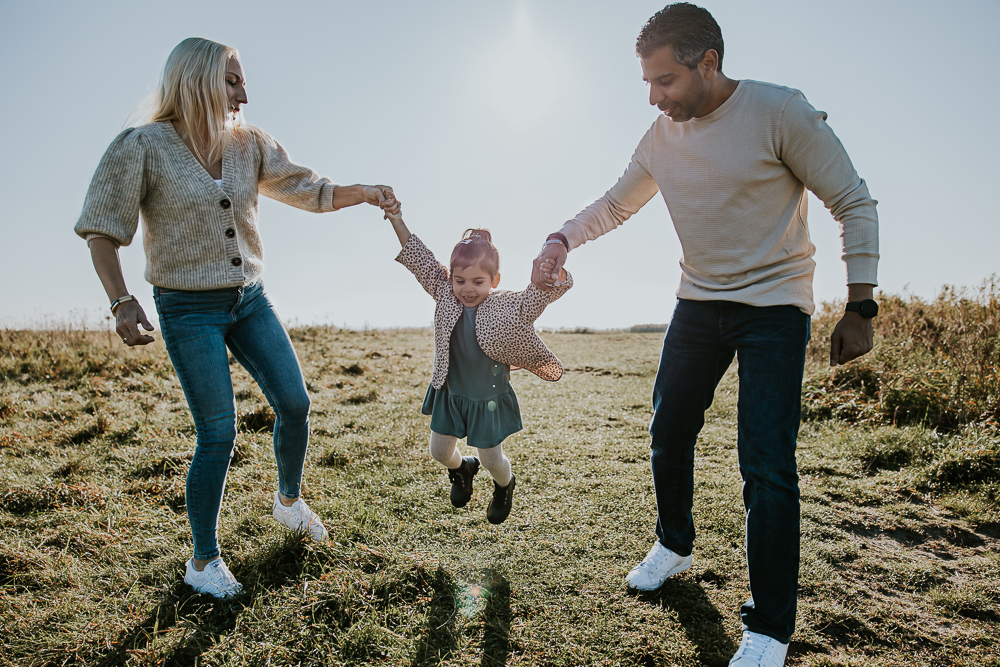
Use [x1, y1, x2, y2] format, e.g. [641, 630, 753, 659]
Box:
[394, 232, 450, 299]
[385, 210, 411, 247]
[516, 269, 574, 324]
[89, 237, 155, 347]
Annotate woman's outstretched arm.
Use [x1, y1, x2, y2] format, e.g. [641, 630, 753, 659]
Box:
[89, 237, 155, 347]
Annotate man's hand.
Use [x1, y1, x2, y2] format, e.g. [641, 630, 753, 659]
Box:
[116, 300, 155, 347]
[830, 283, 876, 366]
[829, 312, 873, 366]
[531, 243, 568, 290]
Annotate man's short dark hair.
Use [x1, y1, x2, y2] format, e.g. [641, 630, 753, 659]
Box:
[636, 3, 725, 72]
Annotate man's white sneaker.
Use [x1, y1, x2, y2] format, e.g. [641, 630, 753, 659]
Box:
[624, 540, 693, 590]
[272, 491, 328, 541]
[184, 557, 243, 598]
[729, 630, 788, 666]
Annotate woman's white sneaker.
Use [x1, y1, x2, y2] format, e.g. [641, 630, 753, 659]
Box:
[272, 491, 329, 541]
[625, 540, 693, 591]
[184, 557, 243, 598]
[729, 630, 788, 666]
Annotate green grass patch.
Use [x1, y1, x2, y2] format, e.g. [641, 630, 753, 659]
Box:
[1, 318, 998, 665]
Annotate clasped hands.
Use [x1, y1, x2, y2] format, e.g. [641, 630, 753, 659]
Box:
[531, 242, 568, 289]
[362, 185, 401, 219]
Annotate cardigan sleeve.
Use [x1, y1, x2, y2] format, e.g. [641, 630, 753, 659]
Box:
[514, 271, 573, 324]
[394, 234, 451, 298]
[254, 128, 339, 213]
[74, 128, 147, 247]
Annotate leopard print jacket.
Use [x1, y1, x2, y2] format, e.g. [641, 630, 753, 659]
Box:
[395, 234, 573, 389]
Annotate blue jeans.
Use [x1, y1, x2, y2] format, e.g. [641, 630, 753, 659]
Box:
[649, 299, 810, 644]
[154, 282, 311, 561]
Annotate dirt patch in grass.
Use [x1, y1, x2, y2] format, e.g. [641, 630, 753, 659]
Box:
[237, 405, 275, 433]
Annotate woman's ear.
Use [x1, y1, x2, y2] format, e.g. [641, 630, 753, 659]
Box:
[491, 273, 501, 289]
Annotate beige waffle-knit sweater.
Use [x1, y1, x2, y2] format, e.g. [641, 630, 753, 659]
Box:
[74, 121, 339, 290]
[557, 80, 879, 315]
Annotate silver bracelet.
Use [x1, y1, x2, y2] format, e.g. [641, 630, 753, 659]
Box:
[542, 239, 566, 248]
[110, 295, 136, 314]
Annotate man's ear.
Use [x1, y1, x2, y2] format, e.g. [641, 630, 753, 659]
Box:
[492, 273, 501, 289]
[700, 49, 720, 79]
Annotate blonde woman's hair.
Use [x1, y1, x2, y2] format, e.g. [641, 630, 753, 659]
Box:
[148, 37, 241, 165]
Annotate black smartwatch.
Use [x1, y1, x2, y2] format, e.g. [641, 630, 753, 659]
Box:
[845, 299, 879, 319]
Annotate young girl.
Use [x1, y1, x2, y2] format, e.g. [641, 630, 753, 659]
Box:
[385, 210, 571, 524]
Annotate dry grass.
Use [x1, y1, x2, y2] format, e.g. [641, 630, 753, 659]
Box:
[0, 309, 998, 666]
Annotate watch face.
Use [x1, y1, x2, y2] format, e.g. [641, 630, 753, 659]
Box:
[859, 299, 879, 318]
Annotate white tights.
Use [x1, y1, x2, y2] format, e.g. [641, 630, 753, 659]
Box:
[429, 431, 512, 487]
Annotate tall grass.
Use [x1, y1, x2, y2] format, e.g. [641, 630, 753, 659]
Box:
[0, 328, 172, 384]
[804, 275, 1000, 431]
[1, 295, 999, 665]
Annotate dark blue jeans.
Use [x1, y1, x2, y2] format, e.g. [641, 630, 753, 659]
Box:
[649, 299, 810, 644]
[154, 282, 311, 561]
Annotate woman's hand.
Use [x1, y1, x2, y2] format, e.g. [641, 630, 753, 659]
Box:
[116, 300, 156, 347]
[363, 185, 401, 217]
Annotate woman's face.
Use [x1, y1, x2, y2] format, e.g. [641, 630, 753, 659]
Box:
[226, 57, 248, 117]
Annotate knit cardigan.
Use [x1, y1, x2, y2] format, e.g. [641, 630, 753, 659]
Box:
[395, 235, 573, 389]
[74, 121, 339, 290]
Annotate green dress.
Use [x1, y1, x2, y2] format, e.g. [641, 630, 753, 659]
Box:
[421, 305, 522, 448]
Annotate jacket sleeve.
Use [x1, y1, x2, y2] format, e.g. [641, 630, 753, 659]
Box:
[514, 270, 574, 324]
[254, 127, 339, 213]
[74, 128, 147, 247]
[394, 234, 451, 299]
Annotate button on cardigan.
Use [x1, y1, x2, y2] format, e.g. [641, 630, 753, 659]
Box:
[74, 121, 340, 291]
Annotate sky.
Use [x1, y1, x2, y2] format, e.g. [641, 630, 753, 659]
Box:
[1, 0, 998, 330]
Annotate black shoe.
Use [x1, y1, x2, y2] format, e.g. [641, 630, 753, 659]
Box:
[487, 475, 516, 524]
[448, 456, 479, 508]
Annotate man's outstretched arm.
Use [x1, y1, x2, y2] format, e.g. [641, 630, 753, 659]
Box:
[532, 140, 660, 290]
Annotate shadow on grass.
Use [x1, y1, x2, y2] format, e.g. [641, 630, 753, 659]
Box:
[481, 568, 511, 667]
[635, 577, 736, 667]
[97, 536, 311, 667]
[411, 566, 459, 667]
[96, 579, 246, 667]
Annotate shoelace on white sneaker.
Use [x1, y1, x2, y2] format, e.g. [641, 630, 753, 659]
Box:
[636, 543, 668, 570]
[193, 559, 241, 596]
[733, 632, 782, 665]
[274, 494, 327, 540]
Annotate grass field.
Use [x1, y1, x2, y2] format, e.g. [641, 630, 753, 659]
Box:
[1, 291, 998, 666]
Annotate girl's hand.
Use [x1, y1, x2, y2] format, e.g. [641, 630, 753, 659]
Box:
[362, 185, 401, 218]
[116, 300, 155, 346]
[537, 257, 567, 287]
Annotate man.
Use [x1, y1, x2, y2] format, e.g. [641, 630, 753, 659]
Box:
[531, 4, 879, 666]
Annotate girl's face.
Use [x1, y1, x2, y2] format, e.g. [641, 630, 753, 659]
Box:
[226, 57, 248, 118]
[451, 263, 500, 307]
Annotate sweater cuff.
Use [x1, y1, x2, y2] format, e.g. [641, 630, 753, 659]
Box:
[556, 221, 585, 251]
[84, 232, 121, 247]
[844, 255, 878, 287]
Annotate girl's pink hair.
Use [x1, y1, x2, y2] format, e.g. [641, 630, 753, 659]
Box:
[450, 228, 500, 277]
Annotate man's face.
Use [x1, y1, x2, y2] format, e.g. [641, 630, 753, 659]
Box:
[641, 46, 711, 122]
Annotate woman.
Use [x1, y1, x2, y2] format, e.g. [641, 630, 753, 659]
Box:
[75, 37, 399, 598]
